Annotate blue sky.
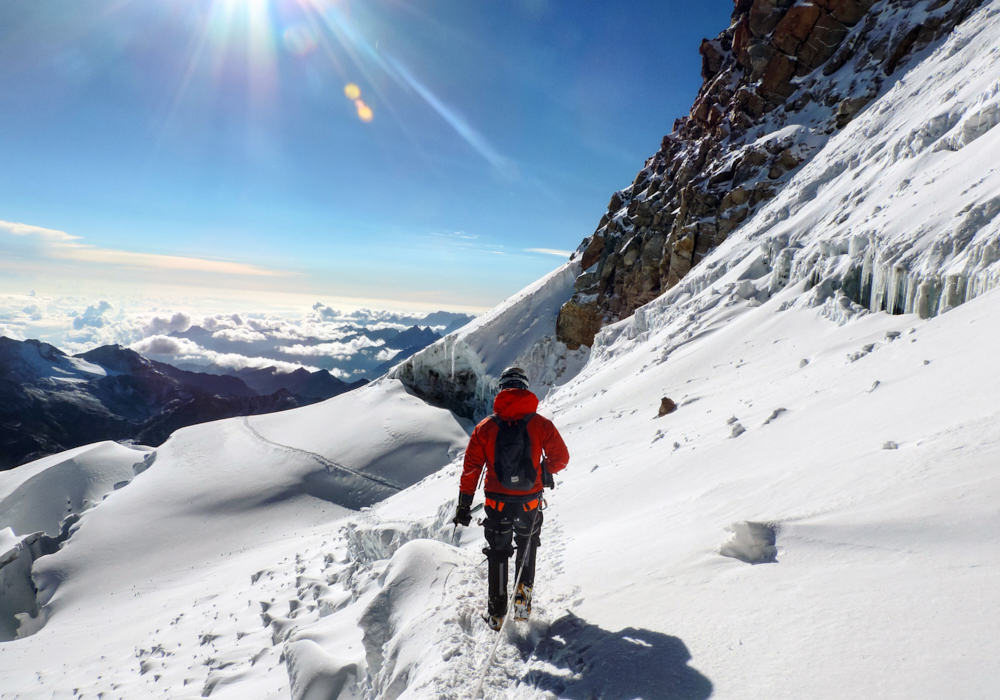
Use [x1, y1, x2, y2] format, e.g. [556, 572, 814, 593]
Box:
[0, 0, 733, 311]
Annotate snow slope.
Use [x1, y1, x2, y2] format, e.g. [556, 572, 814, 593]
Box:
[4, 2, 1000, 699]
[0, 381, 468, 695]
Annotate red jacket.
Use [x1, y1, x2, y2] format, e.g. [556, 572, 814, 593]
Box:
[460, 389, 569, 498]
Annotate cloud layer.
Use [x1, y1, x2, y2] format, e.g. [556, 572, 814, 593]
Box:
[0, 293, 475, 379]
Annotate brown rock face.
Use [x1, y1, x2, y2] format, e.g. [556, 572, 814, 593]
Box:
[771, 3, 821, 56]
[658, 398, 678, 417]
[555, 0, 984, 350]
[556, 298, 603, 351]
[814, 0, 867, 26]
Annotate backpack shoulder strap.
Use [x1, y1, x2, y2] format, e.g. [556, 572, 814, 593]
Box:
[519, 413, 536, 427]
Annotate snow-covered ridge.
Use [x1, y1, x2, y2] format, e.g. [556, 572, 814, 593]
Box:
[388, 262, 588, 421]
[0, 380, 467, 651]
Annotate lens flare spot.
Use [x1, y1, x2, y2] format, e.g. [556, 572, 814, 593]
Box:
[344, 83, 361, 100]
[356, 100, 374, 123]
[283, 24, 317, 56]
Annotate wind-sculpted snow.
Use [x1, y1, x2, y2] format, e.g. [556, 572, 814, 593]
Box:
[0, 380, 466, 674]
[0, 442, 153, 641]
[6, 257, 1000, 699]
[390, 262, 589, 420]
[0, 442, 154, 538]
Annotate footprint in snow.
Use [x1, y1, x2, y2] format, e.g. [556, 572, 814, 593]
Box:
[720, 522, 778, 565]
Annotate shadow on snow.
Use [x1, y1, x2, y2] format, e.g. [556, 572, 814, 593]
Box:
[519, 612, 713, 700]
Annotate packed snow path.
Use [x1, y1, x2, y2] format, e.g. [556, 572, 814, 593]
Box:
[240, 418, 406, 493]
[250, 482, 711, 700]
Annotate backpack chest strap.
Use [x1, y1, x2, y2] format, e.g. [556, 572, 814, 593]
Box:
[489, 412, 536, 428]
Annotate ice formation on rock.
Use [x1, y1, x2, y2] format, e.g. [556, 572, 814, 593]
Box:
[558, 0, 991, 348]
[389, 263, 589, 420]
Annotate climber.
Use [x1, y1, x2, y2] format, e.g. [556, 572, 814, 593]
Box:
[453, 366, 570, 631]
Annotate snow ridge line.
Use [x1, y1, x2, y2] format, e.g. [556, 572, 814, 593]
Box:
[239, 417, 405, 492]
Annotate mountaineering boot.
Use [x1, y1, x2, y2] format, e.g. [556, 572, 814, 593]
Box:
[512, 583, 532, 622]
[482, 611, 504, 631]
[484, 594, 507, 631]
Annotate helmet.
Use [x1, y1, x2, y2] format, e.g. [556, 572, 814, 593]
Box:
[498, 367, 529, 391]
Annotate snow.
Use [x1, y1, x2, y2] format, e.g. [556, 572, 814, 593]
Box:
[5, 339, 107, 383]
[389, 262, 589, 420]
[0, 441, 153, 538]
[4, 2, 1000, 699]
[247, 379, 471, 487]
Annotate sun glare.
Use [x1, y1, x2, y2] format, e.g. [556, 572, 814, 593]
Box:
[356, 101, 373, 122]
[156, 0, 386, 139]
[283, 24, 318, 56]
[343, 83, 372, 122]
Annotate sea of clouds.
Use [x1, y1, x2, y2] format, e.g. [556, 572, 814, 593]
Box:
[0, 293, 473, 379]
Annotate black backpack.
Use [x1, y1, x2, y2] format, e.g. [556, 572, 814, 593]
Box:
[491, 413, 536, 491]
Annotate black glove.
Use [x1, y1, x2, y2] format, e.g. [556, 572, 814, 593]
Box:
[541, 461, 555, 489]
[453, 504, 472, 526]
[453, 492, 474, 526]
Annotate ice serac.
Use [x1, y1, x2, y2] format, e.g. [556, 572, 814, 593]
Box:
[389, 262, 589, 421]
[558, 0, 986, 348]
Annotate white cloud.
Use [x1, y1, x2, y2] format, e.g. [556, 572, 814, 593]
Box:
[525, 248, 572, 257]
[376, 347, 402, 362]
[131, 335, 201, 356]
[0, 219, 283, 277]
[54, 247, 283, 276]
[279, 337, 383, 358]
[144, 312, 192, 336]
[211, 328, 268, 343]
[130, 335, 317, 373]
[0, 323, 24, 340]
[0, 220, 81, 242]
[201, 313, 245, 332]
[0, 294, 468, 377]
[72, 301, 114, 330]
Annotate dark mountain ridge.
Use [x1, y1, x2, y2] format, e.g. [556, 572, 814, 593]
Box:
[0, 338, 364, 471]
[232, 366, 367, 399]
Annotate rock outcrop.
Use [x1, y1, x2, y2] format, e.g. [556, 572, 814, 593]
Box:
[557, 0, 984, 349]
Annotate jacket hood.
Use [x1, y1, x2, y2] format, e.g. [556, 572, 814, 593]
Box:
[493, 388, 539, 420]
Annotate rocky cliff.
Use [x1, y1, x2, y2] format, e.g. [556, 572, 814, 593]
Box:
[557, 0, 985, 349]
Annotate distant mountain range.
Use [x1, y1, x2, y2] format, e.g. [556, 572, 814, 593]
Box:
[160, 320, 467, 379]
[0, 337, 366, 471]
[230, 366, 366, 399]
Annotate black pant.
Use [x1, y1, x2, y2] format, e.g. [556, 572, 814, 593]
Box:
[483, 499, 543, 617]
